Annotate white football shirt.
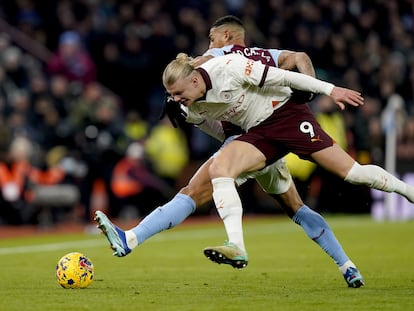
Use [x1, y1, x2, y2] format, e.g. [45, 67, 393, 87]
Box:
[186, 53, 334, 131]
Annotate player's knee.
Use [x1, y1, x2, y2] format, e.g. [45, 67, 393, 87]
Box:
[208, 158, 230, 179]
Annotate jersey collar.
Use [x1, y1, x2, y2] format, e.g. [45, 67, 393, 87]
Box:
[196, 67, 212, 101]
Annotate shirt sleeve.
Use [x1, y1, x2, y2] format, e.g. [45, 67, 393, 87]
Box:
[196, 119, 225, 142]
[221, 54, 334, 95]
[242, 57, 334, 95]
[271, 69, 334, 95]
[184, 106, 208, 124]
[183, 103, 225, 142]
[268, 48, 282, 68]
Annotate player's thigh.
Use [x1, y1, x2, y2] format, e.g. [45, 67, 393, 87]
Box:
[209, 140, 266, 178]
[311, 144, 356, 179]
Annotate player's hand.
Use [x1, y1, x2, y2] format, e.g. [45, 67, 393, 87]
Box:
[159, 93, 188, 128]
[330, 86, 364, 110]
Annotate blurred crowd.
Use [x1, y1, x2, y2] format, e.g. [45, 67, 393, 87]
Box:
[0, 0, 413, 225]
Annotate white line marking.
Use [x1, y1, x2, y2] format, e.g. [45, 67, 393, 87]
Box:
[0, 217, 373, 256]
[0, 239, 106, 255]
[0, 224, 291, 256]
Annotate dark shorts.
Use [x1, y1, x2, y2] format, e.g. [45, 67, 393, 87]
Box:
[236, 101, 334, 165]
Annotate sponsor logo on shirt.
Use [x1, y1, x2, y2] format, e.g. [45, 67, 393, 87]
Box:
[220, 96, 244, 120]
[311, 135, 323, 142]
[245, 59, 254, 76]
[221, 91, 232, 101]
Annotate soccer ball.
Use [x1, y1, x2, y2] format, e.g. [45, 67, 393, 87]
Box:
[56, 252, 94, 289]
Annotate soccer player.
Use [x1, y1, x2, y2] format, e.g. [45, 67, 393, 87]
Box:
[162, 51, 414, 288]
[95, 16, 365, 288]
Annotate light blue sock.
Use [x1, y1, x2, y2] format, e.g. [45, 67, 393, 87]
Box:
[292, 205, 349, 266]
[131, 193, 196, 245]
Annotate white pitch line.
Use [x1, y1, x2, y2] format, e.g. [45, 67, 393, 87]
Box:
[0, 228, 224, 256]
[0, 239, 107, 255]
[0, 219, 351, 256]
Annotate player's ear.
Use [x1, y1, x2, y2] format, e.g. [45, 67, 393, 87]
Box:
[191, 75, 199, 87]
[224, 30, 232, 41]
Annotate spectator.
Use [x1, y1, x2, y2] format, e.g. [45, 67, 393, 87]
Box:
[67, 81, 102, 130]
[145, 117, 189, 187]
[123, 110, 149, 142]
[6, 89, 39, 141]
[0, 135, 67, 224]
[397, 116, 414, 166]
[1, 46, 29, 88]
[0, 1, 413, 221]
[111, 142, 174, 218]
[69, 91, 127, 221]
[0, 64, 18, 106]
[98, 25, 153, 116]
[48, 74, 72, 119]
[31, 95, 62, 150]
[46, 31, 96, 87]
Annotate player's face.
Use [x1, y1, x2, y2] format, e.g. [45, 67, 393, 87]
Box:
[166, 74, 204, 107]
[208, 27, 227, 49]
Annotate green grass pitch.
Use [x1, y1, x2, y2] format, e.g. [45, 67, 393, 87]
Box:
[0, 214, 413, 311]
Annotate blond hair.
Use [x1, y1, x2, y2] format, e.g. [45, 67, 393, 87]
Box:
[162, 53, 196, 88]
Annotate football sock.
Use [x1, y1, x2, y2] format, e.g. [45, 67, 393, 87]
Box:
[128, 193, 196, 247]
[212, 177, 246, 252]
[338, 260, 357, 274]
[292, 205, 349, 266]
[124, 230, 138, 250]
[345, 162, 414, 203]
